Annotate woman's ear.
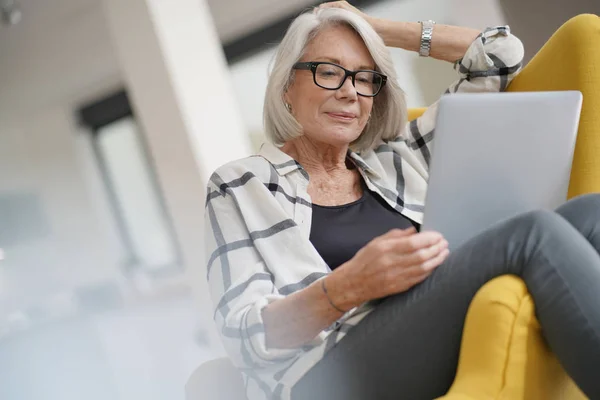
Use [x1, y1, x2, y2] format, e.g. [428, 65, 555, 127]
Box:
[283, 89, 293, 110]
[284, 74, 297, 103]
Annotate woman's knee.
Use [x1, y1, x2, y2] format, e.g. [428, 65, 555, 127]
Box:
[509, 210, 585, 272]
[511, 209, 573, 247]
[516, 209, 565, 230]
[557, 193, 600, 215]
[555, 193, 600, 232]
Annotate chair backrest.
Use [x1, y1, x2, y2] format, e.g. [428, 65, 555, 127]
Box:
[506, 14, 600, 198]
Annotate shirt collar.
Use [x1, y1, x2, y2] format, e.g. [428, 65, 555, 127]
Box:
[258, 142, 307, 178]
[348, 151, 381, 179]
[258, 142, 381, 180]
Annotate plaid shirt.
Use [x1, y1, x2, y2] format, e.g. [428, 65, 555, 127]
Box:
[205, 26, 524, 400]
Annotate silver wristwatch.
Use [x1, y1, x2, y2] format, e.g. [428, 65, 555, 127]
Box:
[418, 20, 436, 57]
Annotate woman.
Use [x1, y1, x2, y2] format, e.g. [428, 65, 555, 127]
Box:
[205, 2, 600, 399]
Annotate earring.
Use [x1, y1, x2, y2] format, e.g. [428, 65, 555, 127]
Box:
[285, 103, 292, 112]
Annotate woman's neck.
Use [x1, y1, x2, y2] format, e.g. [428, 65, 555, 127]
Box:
[281, 137, 350, 177]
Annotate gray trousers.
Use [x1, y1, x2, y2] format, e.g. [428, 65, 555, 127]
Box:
[292, 194, 600, 400]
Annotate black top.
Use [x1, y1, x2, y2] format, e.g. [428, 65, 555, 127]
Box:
[309, 180, 420, 270]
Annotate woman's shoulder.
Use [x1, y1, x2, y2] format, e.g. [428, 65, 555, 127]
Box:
[207, 155, 277, 190]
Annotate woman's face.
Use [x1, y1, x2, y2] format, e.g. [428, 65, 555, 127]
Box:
[285, 25, 375, 148]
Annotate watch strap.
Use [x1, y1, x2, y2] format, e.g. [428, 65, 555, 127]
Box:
[419, 20, 436, 57]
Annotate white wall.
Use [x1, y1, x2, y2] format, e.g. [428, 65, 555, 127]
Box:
[0, 2, 123, 320]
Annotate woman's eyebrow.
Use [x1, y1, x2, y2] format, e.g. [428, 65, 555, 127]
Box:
[313, 56, 342, 64]
[313, 57, 375, 70]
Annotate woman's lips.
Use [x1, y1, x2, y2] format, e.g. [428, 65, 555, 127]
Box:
[326, 112, 357, 122]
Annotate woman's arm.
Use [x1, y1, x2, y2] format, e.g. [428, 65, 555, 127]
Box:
[263, 228, 447, 349]
[317, 1, 480, 63]
[376, 21, 481, 63]
[262, 274, 352, 349]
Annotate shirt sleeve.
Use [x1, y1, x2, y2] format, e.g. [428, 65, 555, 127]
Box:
[204, 177, 304, 370]
[399, 26, 525, 173]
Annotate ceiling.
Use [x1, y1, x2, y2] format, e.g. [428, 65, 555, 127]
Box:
[0, 0, 316, 45]
[4, 0, 598, 54]
[0, 0, 96, 39]
[0, 0, 319, 113]
[207, 0, 316, 43]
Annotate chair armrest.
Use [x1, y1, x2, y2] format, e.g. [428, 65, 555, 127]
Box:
[437, 275, 586, 400]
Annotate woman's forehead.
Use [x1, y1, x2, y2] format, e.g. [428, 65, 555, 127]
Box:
[304, 25, 375, 69]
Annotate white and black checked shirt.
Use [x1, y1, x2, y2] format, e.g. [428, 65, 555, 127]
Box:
[205, 27, 524, 400]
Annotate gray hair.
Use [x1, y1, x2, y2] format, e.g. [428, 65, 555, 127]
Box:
[263, 8, 407, 153]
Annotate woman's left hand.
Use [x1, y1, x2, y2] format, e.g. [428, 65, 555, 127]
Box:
[315, 1, 381, 31]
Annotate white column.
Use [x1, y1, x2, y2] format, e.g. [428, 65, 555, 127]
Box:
[102, 0, 251, 351]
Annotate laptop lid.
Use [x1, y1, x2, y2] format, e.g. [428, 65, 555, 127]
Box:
[421, 91, 582, 251]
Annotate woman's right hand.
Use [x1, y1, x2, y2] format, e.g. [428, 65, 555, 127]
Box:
[326, 227, 450, 310]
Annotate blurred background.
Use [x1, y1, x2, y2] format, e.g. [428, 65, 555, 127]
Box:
[0, 0, 597, 399]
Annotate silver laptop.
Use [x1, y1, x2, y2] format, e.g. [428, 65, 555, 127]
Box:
[421, 91, 583, 251]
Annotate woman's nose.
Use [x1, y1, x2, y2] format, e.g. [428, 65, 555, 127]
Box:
[336, 76, 358, 99]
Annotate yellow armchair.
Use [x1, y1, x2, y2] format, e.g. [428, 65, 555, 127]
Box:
[435, 13, 599, 400]
[186, 14, 599, 400]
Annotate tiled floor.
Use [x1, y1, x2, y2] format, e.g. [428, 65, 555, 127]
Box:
[0, 291, 219, 400]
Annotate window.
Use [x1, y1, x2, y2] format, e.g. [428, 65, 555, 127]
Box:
[79, 91, 180, 273]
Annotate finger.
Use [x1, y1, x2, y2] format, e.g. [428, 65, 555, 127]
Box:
[399, 248, 448, 282]
[398, 248, 446, 279]
[402, 238, 448, 266]
[318, 1, 353, 11]
[373, 228, 435, 257]
[367, 230, 439, 269]
[359, 228, 417, 265]
[420, 248, 450, 271]
[398, 231, 445, 253]
[318, 1, 345, 7]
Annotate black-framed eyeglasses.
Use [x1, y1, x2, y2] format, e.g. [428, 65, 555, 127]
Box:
[292, 61, 387, 97]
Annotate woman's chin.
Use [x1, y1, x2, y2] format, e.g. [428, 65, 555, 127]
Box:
[320, 126, 362, 145]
